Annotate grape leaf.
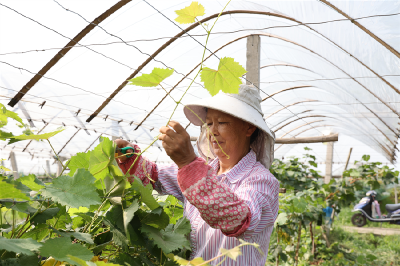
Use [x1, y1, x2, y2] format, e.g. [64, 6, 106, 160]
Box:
[140, 224, 191, 253]
[292, 198, 307, 213]
[0, 103, 23, 126]
[274, 213, 288, 227]
[220, 246, 242, 261]
[0, 130, 14, 140]
[128, 68, 174, 87]
[174, 256, 210, 266]
[0, 236, 42, 256]
[68, 255, 124, 266]
[123, 199, 139, 242]
[32, 208, 60, 224]
[140, 207, 169, 229]
[68, 151, 91, 176]
[165, 217, 191, 235]
[0, 180, 30, 200]
[19, 174, 45, 191]
[39, 237, 93, 265]
[89, 137, 114, 180]
[174, 2, 205, 24]
[12, 127, 64, 140]
[50, 227, 94, 244]
[21, 224, 49, 241]
[200, 57, 247, 96]
[40, 169, 101, 208]
[130, 176, 159, 210]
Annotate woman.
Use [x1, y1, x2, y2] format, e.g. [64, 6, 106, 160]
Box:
[115, 84, 279, 265]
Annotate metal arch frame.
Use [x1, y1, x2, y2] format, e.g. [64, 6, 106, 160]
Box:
[318, 0, 400, 59]
[255, 33, 400, 117]
[276, 120, 394, 160]
[270, 110, 313, 129]
[269, 98, 398, 152]
[85, 10, 399, 122]
[274, 115, 337, 132]
[8, 0, 132, 107]
[259, 61, 399, 135]
[134, 33, 395, 132]
[263, 99, 318, 119]
[275, 114, 391, 150]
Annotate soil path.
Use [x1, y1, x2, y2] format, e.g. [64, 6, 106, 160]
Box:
[341, 226, 400, 235]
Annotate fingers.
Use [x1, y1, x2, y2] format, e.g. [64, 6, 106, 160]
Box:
[168, 121, 187, 135]
[159, 126, 178, 139]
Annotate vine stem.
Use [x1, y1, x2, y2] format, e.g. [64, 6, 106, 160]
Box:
[13, 200, 45, 238]
[123, 0, 232, 177]
[294, 221, 302, 266]
[47, 139, 65, 169]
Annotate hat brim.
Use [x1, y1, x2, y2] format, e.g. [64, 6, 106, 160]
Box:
[183, 93, 275, 140]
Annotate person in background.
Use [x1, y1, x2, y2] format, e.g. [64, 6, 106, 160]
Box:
[115, 84, 279, 266]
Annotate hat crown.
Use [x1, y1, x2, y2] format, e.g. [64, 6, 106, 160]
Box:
[225, 84, 263, 115]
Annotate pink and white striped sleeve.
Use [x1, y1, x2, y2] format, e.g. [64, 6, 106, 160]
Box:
[177, 157, 252, 237]
[234, 172, 279, 240]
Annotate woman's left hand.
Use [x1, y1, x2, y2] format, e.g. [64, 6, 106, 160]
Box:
[159, 121, 197, 168]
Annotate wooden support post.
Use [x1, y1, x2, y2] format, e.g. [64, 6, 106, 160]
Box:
[246, 35, 261, 88]
[190, 134, 338, 143]
[56, 156, 65, 177]
[9, 151, 19, 180]
[46, 160, 51, 177]
[325, 142, 334, 184]
[342, 147, 353, 182]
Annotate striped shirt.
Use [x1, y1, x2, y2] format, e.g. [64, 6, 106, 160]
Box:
[155, 150, 279, 266]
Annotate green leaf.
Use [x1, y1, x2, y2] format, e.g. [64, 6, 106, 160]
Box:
[366, 254, 377, 261]
[68, 152, 91, 176]
[128, 68, 174, 87]
[19, 174, 45, 191]
[89, 137, 114, 180]
[130, 177, 159, 210]
[220, 246, 242, 261]
[50, 227, 94, 244]
[174, 256, 210, 266]
[174, 2, 205, 24]
[40, 169, 101, 208]
[140, 207, 170, 229]
[140, 224, 191, 253]
[165, 217, 191, 235]
[21, 224, 49, 241]
[0, 130, 14, 140]
[123, 199, 139, 243]
[32, 208, 60, 224]
[0, 180, 30, 200]
[362, 155, 370, 162]
[308, 161, 317, 168]
[274, 213, 288, 227]
[40, 237, 93, 265]
[12, 127, 64, 140]
[0, 236, 42, 256]
[200, 57, 247, 96]
[293, 198, 307, 213]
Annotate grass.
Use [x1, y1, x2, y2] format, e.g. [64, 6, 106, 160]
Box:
[328, 227, 400, 265]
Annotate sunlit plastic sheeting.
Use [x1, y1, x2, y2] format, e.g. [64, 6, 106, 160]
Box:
[0, 0, 399, 173]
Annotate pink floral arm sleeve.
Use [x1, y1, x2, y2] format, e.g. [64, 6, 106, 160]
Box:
[117, 144, 158, 188]
[177, 157, 252, 237]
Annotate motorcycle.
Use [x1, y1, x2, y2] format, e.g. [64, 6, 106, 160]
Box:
[351, 190, 400, 227]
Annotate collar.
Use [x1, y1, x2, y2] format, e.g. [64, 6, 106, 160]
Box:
[209, 150, 257, 183]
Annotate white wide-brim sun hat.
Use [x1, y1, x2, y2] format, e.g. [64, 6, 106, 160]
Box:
[183, 84, 275, 169]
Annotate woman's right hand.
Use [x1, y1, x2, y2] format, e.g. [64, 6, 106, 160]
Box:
[114, 139, 134, 162]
